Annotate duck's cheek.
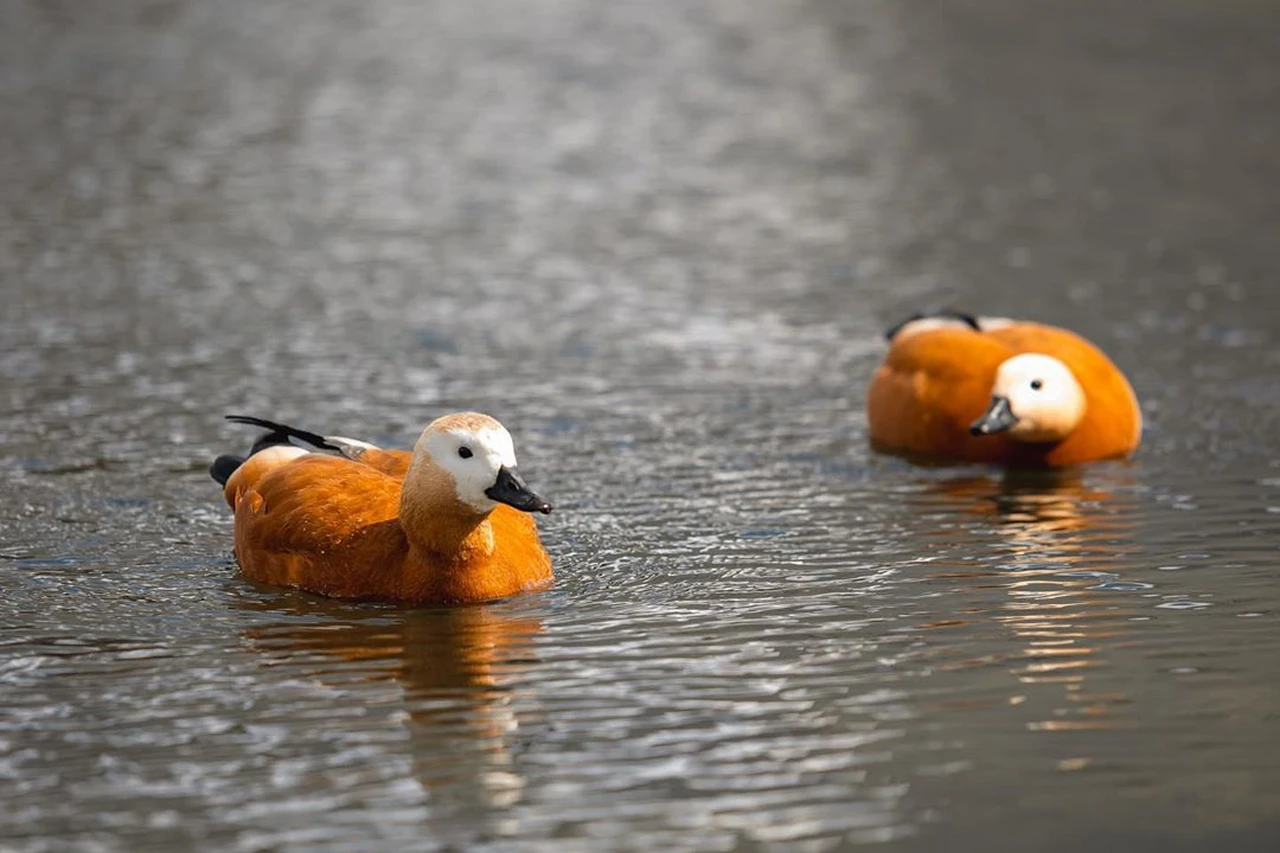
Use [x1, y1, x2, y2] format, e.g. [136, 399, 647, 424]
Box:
[456, 481, 500, 514]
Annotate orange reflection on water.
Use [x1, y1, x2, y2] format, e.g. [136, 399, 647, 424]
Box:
[917, 469, 1141, 734]
[237, 594, 543, 806]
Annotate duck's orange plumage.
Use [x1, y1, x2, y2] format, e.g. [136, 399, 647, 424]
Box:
[866, 313, 1142, 468]
[211, 413, 554, 605]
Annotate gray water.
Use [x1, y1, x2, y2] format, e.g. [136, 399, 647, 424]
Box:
[3, 1, 1280, 851]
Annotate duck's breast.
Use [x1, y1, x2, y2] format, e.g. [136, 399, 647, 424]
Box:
[422, 506, 552, 605]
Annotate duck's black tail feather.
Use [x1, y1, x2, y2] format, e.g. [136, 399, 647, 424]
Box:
[224, 414, 342, 455]
[210, 454, 246, 486]
[211, 415, 344, 485]
[884, 309, 981, 341]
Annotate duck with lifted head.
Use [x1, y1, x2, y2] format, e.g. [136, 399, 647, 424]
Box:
[866, 311, 1142, 468]
[210, 413, 553, 605]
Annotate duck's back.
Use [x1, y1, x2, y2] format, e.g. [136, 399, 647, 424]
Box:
[337, 446, 413, 478]
[230, 454, 412, 600]
[868, 326, 1018, 463]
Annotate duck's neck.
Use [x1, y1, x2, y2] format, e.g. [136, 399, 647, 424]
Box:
[398, 464, 496, 564]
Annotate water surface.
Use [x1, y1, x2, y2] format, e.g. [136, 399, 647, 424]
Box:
[3, 1, 1280, 851]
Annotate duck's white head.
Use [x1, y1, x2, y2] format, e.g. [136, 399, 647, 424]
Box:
[411, 413, 552, 515]
[970, 353, 1086, 443]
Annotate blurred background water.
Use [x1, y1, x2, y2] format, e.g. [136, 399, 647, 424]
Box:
[2, 1, 1279, 851]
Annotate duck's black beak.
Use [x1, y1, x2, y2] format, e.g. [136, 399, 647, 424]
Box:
[485, 466, 553, 514]
[969, 396, 1019, 436]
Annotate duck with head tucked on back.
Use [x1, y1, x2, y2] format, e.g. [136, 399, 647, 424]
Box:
[210, 413, 554, 605]
[865, 311, 1142, 468]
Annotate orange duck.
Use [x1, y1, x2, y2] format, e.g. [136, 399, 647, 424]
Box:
[866, 311, 1142, 468]
[210, 413, 554, 605]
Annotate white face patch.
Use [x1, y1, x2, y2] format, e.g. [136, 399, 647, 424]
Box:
[992, 353, 1087, 442]
[421, 424, 518, 513]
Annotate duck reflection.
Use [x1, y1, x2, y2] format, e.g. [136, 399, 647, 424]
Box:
[916, 469, 1141, 735]
[238, 595, 543, 806]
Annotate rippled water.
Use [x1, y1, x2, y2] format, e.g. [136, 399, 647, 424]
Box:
[3, 1, 1280, 850]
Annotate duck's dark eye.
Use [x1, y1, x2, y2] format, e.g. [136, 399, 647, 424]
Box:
[1030, 379, 1044, 391]
[458, 446, 473, 459]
